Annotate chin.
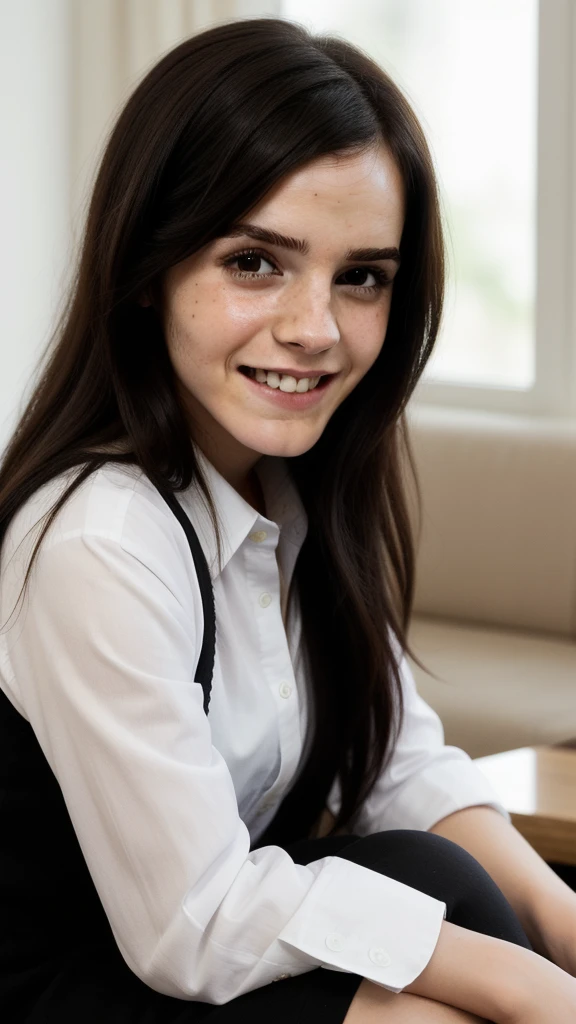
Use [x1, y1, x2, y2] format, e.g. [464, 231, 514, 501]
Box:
[243, 434, 322, 460]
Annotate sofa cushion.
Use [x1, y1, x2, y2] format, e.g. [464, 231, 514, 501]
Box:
[407, 405, 576, 635]
[407, 615, 576, 758]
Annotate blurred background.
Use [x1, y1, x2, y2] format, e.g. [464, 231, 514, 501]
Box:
[2, 1, 576, 765]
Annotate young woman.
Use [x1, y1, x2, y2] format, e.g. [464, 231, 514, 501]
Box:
[1, 16, 576, 1024]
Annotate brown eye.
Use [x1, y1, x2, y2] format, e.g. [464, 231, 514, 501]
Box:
[339, 267, 390, 290]
[221, 248, 279, 278]
[236, 254, 266, 273]
[343, 268, 370, 286]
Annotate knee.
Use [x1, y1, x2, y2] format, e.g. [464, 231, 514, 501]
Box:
[335, 828, 532, 949]
[336, 827, 479, 900]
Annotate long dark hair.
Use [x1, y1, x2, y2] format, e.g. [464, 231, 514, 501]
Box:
[0, 17, 443, 843]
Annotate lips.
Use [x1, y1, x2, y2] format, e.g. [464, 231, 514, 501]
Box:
[238, 364, 337, 406]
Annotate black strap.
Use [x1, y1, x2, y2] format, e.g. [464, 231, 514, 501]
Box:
[157, 488, 216, 716]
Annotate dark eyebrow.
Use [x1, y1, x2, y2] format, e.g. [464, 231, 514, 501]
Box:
[223, 222, 401, 265]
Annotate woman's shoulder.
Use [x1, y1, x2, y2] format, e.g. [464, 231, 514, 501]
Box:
[3, 460, 200, 581]
[0, 461, 209, 718]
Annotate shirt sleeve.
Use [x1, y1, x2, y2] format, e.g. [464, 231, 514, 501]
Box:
[4, 500, 447, 1004]
[326, 639, 511, 836]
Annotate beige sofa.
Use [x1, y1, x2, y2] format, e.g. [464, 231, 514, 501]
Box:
[405, 404, 576, 759]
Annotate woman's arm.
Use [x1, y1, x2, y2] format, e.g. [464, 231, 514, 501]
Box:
[428, 804, 576, 973]
[403, 916, 576, 1023]
[313, 806, 576, 1021]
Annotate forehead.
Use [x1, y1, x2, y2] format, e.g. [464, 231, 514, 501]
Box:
[246, 143, 405, 234]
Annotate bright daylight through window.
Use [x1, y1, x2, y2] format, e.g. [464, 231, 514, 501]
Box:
[282, 0, 538, 390]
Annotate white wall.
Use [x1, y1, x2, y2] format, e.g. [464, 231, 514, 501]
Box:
[0, 0, 72, 456]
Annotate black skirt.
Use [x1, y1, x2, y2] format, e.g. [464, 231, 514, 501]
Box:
[10, 829, 533, 1023]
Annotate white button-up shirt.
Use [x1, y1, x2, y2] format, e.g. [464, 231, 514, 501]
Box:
[0, 447, 510, 1005]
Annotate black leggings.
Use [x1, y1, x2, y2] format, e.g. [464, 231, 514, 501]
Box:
[288, 829, 533, 948]
[22, 830, 532, 1024]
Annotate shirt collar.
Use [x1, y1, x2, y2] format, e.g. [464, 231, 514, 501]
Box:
[177, 444, 308, 580]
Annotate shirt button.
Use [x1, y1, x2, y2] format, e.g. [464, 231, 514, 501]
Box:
[368, 947, 391, 967]
[279, 681, 292, 698]
[249, 530, 268, 543]
[272, 973, 292, 981]
[259, 593, 272, 608]
[325, 932, 346, 951]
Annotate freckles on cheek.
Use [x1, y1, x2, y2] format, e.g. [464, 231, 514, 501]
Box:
[220, 285, 276, 331]
[168, 317, 194, 362]
[168, 294, 207, 345]
[352, 308, 389, 366]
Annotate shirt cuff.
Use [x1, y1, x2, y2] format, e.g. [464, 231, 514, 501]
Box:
[275, 853, 447, 993]
[378, 756, 511, 832]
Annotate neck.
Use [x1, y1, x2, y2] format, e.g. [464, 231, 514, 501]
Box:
[241, 468, 266, 517]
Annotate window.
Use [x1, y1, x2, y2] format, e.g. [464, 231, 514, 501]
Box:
[281, 0, 575, 417]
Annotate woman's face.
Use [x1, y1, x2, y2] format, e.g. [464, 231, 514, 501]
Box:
[159, 142, 405, 490]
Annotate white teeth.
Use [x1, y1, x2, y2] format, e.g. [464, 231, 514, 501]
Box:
[251, 368, 322, 392]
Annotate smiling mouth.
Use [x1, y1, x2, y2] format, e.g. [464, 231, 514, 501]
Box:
[238, 366, 332, 391]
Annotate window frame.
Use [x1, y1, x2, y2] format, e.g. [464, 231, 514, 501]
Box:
[411, 0, 575, 417]
[282, 0, 574, 417]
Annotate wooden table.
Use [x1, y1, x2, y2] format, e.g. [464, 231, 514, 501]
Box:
[473, 742, 576, 866]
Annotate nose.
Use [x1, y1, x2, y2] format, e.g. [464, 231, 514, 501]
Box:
[271, 275, 341, 354]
